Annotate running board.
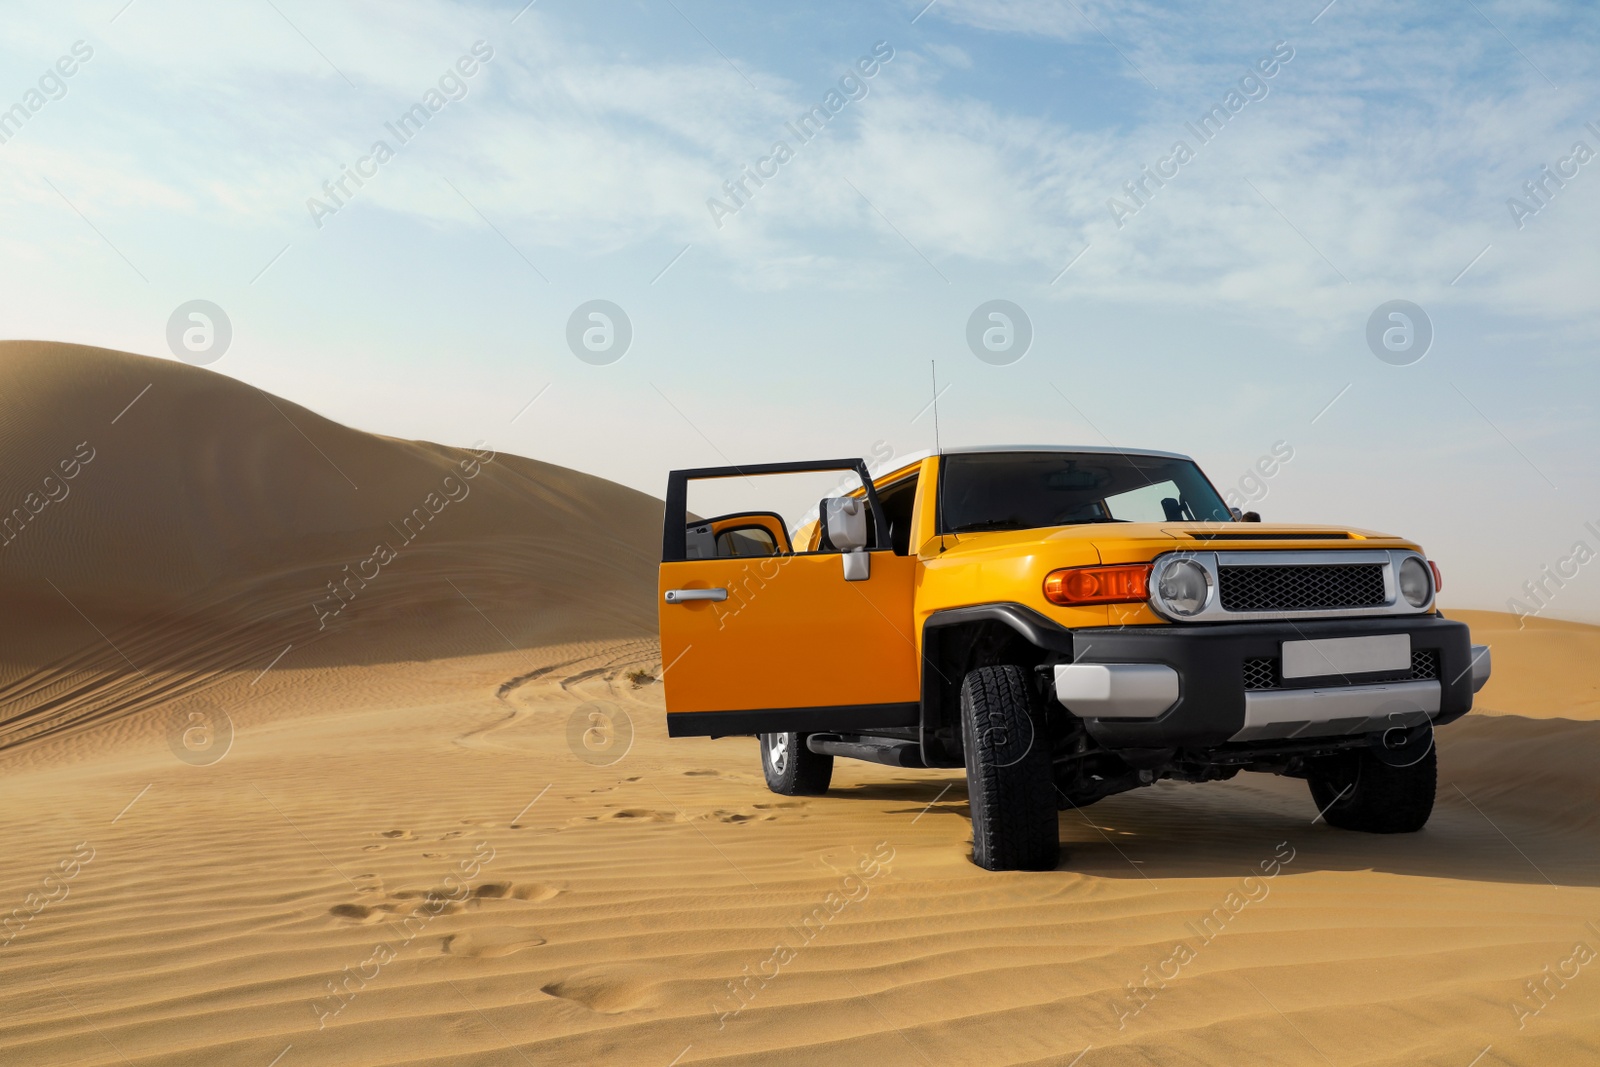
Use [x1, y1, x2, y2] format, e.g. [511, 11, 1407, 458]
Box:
[806, 734, 927, 768]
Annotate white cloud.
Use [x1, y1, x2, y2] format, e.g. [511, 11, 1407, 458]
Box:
[5, 0, 1594, 325]
[913, 0, 1093, 42]
[921, 42, 974, 69]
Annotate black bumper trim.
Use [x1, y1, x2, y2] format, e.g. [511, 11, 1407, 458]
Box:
[1069, 615, 1477, 750]
[666, 702, 920, 738]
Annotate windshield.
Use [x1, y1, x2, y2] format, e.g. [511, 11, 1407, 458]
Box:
[939, 451, 1231, 534]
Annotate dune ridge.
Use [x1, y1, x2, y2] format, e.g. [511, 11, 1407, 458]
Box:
[0, 341, 660, 752]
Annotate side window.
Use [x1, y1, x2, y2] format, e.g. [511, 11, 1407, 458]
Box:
[871, 476, 919, 555]
[688, 514, 791, 559]
[715, 525, 779, 558]
[667, 463, 890, 562]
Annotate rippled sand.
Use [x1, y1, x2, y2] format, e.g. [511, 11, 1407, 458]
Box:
[1, 343, 1596, 1065]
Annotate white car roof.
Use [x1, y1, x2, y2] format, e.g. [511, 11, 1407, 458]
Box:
[870, 444, 1193, 480]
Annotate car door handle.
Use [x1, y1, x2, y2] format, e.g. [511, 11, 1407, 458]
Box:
[664, 588, 728, 603]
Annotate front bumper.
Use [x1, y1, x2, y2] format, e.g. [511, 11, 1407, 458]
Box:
[1053, 615, 1486, 749]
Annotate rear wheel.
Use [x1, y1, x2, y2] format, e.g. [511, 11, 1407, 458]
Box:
[760, 732, 832, 796]
[960, 665, 1059, 871]
[1306, 744, 1436, 833]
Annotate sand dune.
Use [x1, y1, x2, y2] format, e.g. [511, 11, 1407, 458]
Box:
[2, 343, 1598, 1065]
[1451, 609, 1600, 721]
[0, 341, 660, 752]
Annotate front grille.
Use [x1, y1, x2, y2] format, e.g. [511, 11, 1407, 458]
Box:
[1241, 647, 1442, 691]
[1410, 648, 1439, 680]
[1219, 563, 1386, 613]
[1243, 657, 1278, 690]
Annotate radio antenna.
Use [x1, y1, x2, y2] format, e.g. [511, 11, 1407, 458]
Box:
[931, 360, 947, 553]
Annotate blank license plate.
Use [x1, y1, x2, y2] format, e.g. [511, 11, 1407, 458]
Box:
[1281, 634, 1411, 679]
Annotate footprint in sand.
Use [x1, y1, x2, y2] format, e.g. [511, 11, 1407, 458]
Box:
[588, 808, 688, 824]
[465, 882, 562, 904]
[711, 808, 792, 823]
[330, 880, 558, 924]
[440, 927, 546, 958]
[511, 884, 561, 903]
[362, 844, 386, 852]
[379, 830, 413, 840]
[391, 888, 468, 908]
[682, 770, 719, 777]
[541, 967, 664, 1014]
[369, 891, 462, 917]
[578, 804, 796, 825]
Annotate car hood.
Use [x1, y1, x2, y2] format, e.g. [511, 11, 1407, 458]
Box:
[935, 522, 1422, 564]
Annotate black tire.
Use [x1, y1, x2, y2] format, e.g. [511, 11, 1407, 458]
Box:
[1307, 744, 1437, 833]
[760, 732, 832, 796]
[960, 665, 1060, 871]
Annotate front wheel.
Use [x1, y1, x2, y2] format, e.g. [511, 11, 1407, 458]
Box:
[1306, 744, 1436, 833]
[960, 665, 1060, 871]
[760, 732, 832, 796]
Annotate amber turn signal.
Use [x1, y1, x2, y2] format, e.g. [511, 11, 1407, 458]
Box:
[1043, 564, 1153, 606]
[1428, 559, 1443, 593]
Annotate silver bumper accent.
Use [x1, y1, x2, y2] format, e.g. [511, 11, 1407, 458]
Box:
[1054, 663, 1179, 720]
[1281, 633, 1410, 679]
[1230, 679, 1440, 743]
[1469, 644, 1492, 693]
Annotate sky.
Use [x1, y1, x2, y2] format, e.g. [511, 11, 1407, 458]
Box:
[1, 0, 1597, 622]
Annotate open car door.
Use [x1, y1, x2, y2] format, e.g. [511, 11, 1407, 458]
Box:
[658, 458, 919, 737]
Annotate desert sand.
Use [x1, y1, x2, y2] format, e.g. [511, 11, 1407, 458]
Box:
[2, 343, 1599, 1066]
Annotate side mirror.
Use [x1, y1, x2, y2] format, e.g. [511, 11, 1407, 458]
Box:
[823, 497, 871, 581]
[685, 522, 715, 559]
[824, 497, 868, 551]
[1228, 508, 1262, 523]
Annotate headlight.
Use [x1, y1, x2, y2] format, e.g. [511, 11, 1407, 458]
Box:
[1155, 558, 1210, 616]
[1398, 556, 1431, 607]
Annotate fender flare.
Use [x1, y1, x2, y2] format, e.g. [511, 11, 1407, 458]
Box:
[919, 603, 1075, 766]
[923, 602, 1076, 654]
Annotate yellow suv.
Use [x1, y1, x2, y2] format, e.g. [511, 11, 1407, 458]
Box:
[658, 447, 1491, 871]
